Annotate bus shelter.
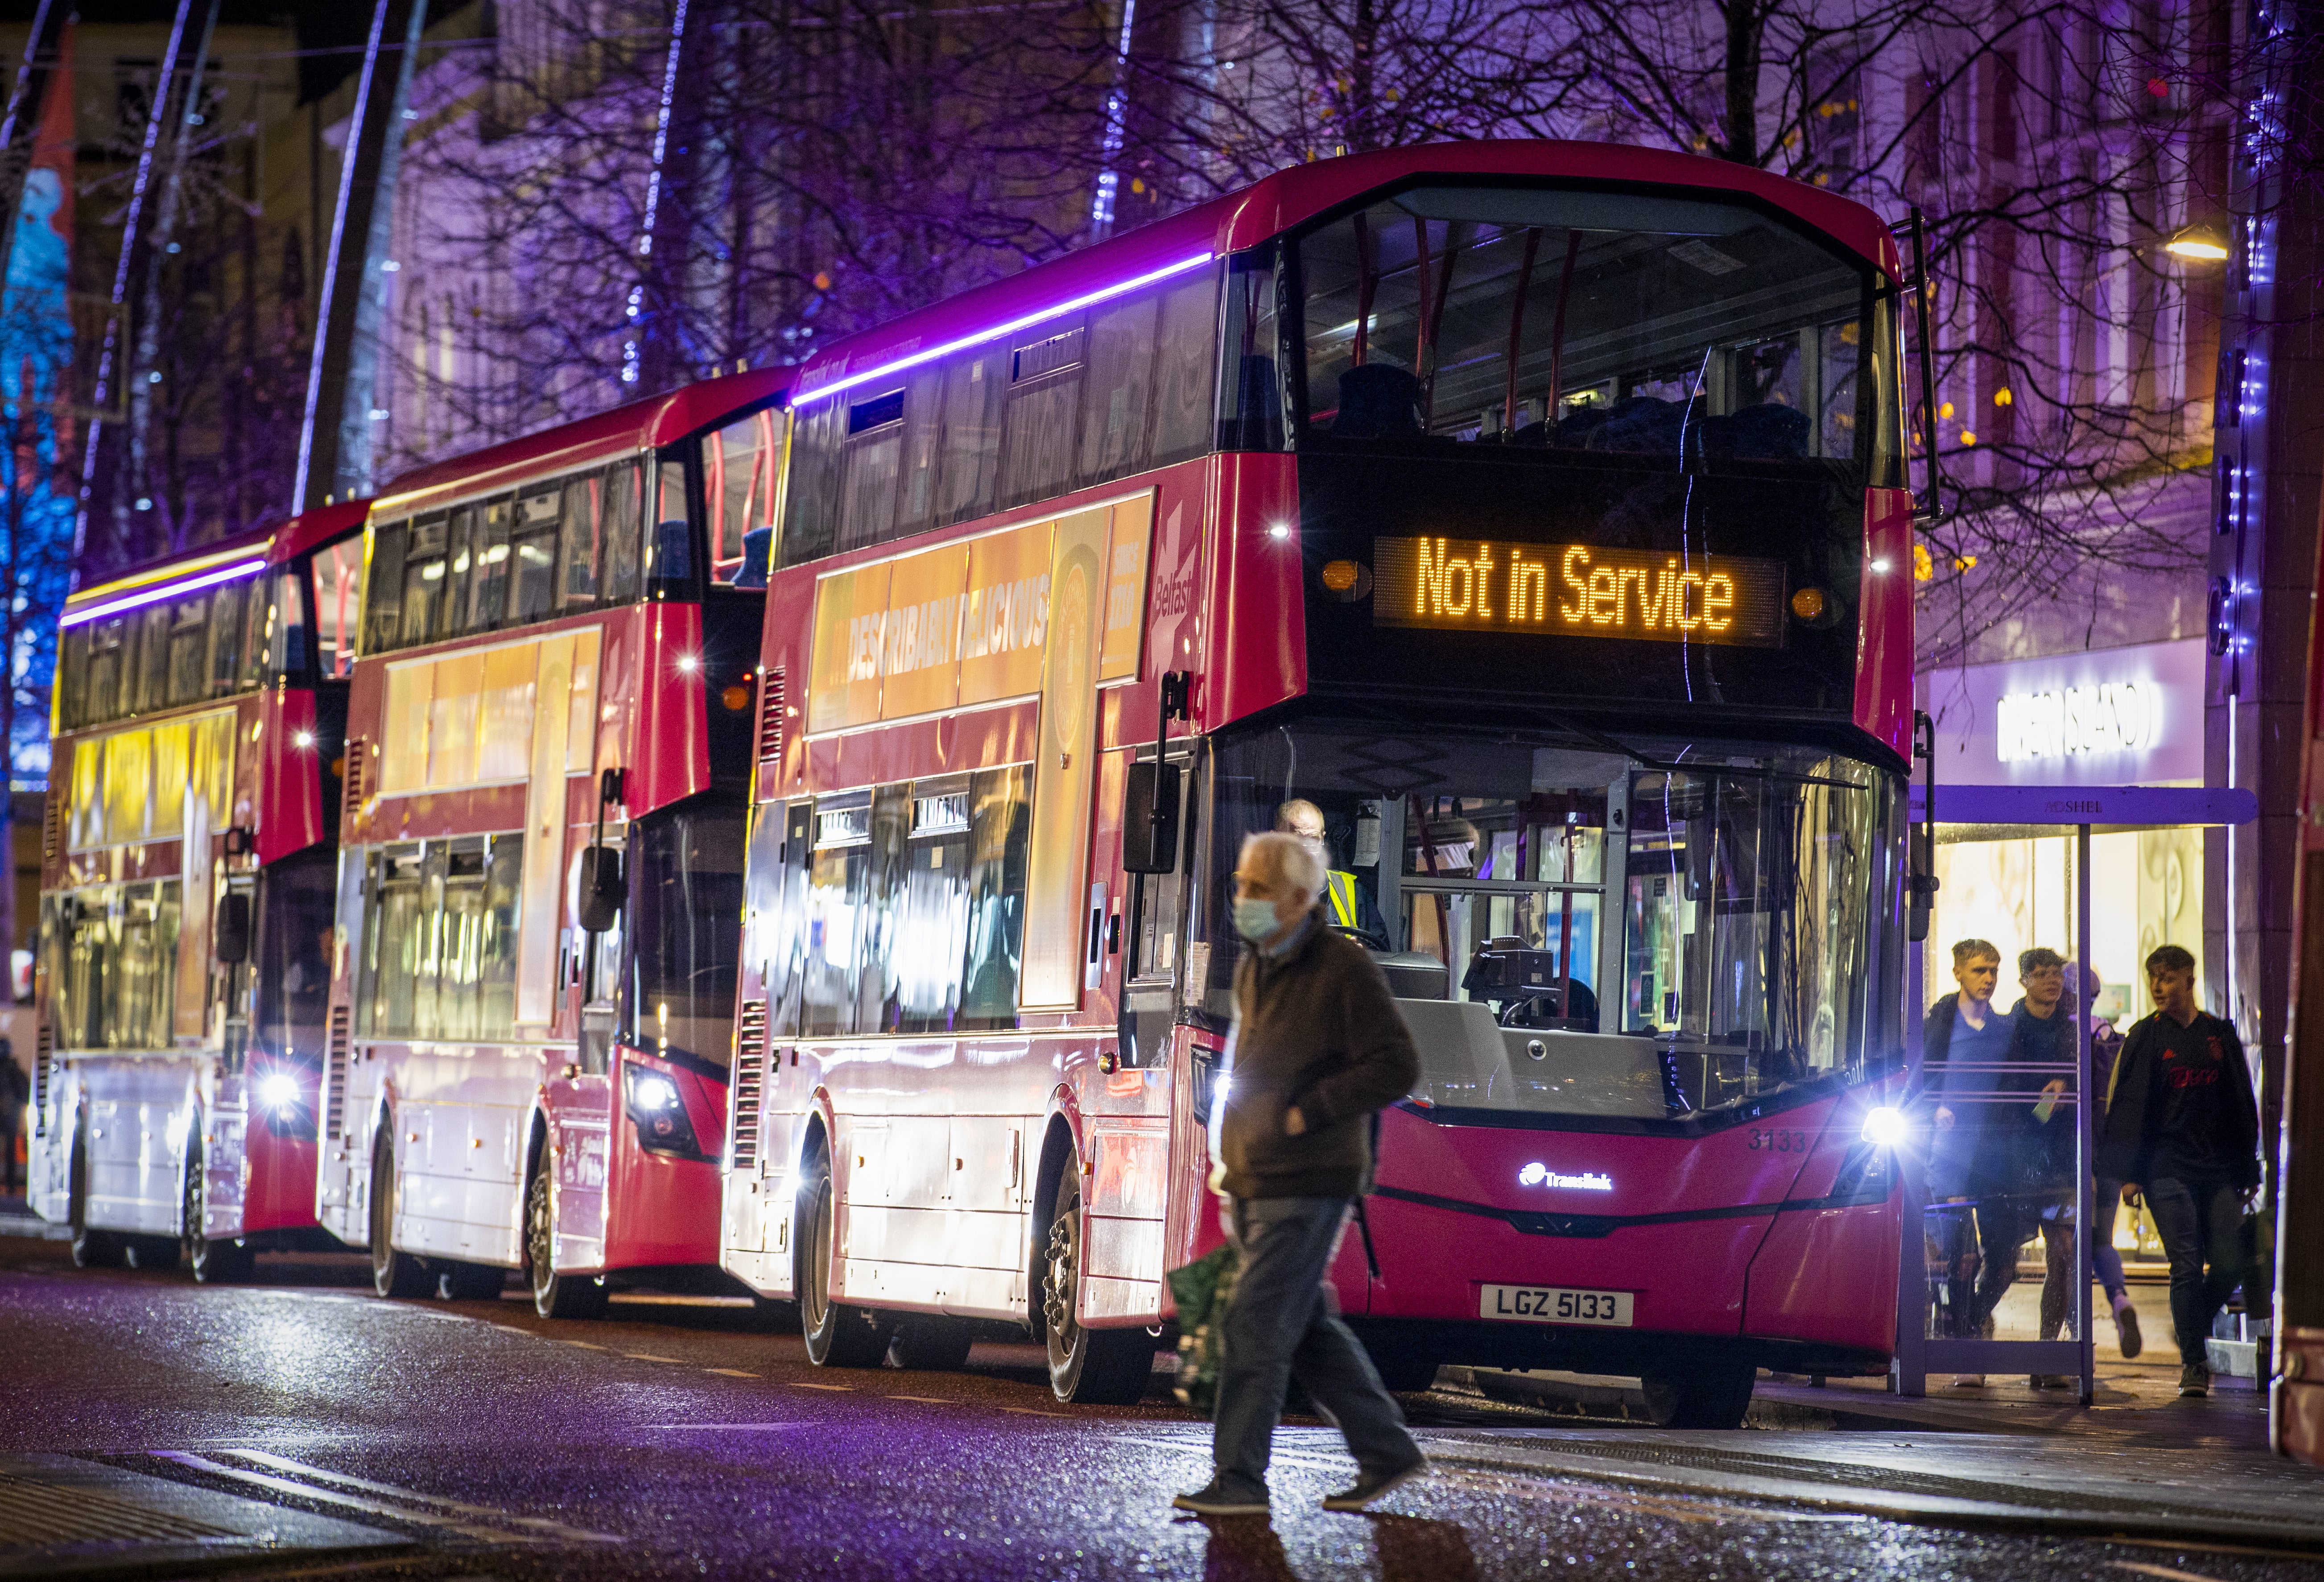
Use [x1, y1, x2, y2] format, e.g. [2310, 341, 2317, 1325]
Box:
[1893, 783, 2258, 1402]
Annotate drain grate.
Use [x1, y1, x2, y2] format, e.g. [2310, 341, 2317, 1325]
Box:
[0, 1473, 237, 1547]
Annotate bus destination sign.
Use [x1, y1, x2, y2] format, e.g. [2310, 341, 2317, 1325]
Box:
[1371, 537, 1787, 649]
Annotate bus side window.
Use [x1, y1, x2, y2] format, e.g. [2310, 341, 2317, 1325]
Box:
[511, 488, 560, 624]
[959, 765, 1031, 1030]
[363, 520, 409, 655]
[311, 536, 358, 680]
[399, 516, 448, 648]
[999, 319, 1085, 509]
[268, 567, 310, 682]
[166, 591, 208, 706]
[469, 500, 511, 630]
[851, 787, 911, 1031]
[1154, 269, 1223, 462]
[779, 400, 843, 568]
[601, 462, 643, 604]
[54, 626, 85, 731]
[133, 604, 169, 716]
[800, 793, 871, 1037]
[560, 473, 600, 609]
[1078, 292, 1157, 487]
[647, 459, 691, 596]
[766, 802, 811, 1035]
[935, 351, 1003, 530]
[207, 578, 251, 696]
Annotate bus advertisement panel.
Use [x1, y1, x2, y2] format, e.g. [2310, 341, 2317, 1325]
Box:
[31, 501, 370, 1279]
[727, 142, 1917, 1418]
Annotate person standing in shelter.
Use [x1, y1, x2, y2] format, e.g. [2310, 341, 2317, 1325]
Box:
[2029, 962, 2142, 1379]
[1174, 830, 1425, 1518]
[1919, 938, 2031, 1385]
[1276, 799, 1384, 940]
[2098, 944, 2261, 1398]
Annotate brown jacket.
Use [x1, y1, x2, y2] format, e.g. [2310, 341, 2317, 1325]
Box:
[1218, 911, 1422, 1199]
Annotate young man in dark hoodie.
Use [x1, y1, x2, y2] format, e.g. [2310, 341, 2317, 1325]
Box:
[1920, 938, 2026, 1384]
[2097, 944, 2261, 1397]
[1174, 830, 1425, 1519]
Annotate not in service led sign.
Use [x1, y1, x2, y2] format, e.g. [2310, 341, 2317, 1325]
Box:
[1372, 537, 1787, 649]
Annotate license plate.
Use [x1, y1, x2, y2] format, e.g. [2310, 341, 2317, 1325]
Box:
[1480, 1284, 1634, 1327]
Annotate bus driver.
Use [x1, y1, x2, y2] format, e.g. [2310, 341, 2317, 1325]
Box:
[1276, 799, 1385, 940]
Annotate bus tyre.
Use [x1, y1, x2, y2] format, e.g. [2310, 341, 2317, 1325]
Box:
[67, 1128, 123, 1269]
[369, 1128, 431, 1299]
[525, 1167, 607, 1319]
[183, 1139, 255, 1285]
[888, 1317, 975, 1372]
[438, 1262, 506, 1301]
[798, 1145, 888, 1367]
[1040, 1164, 1156, 1405]
[1640, 1355, 1757, 1429]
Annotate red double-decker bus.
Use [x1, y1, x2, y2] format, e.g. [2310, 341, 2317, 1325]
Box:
[726, 142, 1917, 1418]
[32, 500, 369, 1279]
[317, 368, 788, 1312]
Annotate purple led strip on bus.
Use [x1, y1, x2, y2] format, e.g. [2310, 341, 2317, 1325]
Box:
[792, 250, 1216, 408]
[61, 558, 269, 630]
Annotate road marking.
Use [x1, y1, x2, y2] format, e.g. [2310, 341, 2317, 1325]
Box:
[564, 1341, 609, 1350]
[153, 1451, 539, 1545]
[2110, 1566, 2226, 1582]
[792, 1382, 852, 1391]
[624, 1353, 685, 1363]
[221, 1450, 620, 1544]
[887, 1394, 952, 1404]
[704, 1368, 760, 1378]
[489, 1324, 531, 1335]
[1001, 1407, 1067, 1417]
[639, 1423, 803, 1430]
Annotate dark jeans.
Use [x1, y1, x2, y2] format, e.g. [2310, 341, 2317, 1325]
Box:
[2036, 1181, 2130, 1341]
[1212, 1196, 1419, 1497]
[1933, 1195, 2031, 1339]
[2144, 1176, 2247, 1363]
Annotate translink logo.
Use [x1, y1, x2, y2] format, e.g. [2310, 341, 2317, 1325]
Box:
[1517, 1162, 1614, 1191]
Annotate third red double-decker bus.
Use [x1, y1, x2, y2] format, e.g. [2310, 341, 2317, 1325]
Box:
[725, 142, 1917, 1419]
[32, 500, 369, 1280]
[316, 368, 788, 1313]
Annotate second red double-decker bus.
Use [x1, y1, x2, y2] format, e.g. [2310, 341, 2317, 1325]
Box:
[316, 368, 788, 1312]
[31, 500, 369, 1279]
[725, 142, 1917, 1418]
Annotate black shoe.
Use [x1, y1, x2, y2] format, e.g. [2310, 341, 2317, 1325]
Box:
[1321, 1458, 1428, 1512]
[1173, 1477, 1270, 1516]
[2179, 1362, 2210, 1398]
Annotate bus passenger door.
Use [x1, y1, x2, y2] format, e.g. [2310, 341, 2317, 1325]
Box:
[543, 925, 617, 1270]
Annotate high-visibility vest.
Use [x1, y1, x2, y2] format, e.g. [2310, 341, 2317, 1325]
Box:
[1324, 869, 1362, 928]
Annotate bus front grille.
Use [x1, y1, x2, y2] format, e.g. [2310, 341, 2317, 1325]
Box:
[731, 1000, 767, 1171]
[323, 1004, 353, 1141]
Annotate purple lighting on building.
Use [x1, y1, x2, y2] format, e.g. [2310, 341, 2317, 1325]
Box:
[792, 251, 1215, 408]
[62, 558, 268, 629]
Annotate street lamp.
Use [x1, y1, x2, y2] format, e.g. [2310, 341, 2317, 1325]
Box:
[2165, 225, 2231, 262]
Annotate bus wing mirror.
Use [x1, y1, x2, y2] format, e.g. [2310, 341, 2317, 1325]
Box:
[579, 846, 625, 934]
[214, 892, 252, 964]
[1122, 761, 1182, 874]
[1907, 826, 1938, 943]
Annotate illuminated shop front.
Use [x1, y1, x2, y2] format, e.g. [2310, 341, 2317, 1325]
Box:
[1918, 637, 2208, 1024]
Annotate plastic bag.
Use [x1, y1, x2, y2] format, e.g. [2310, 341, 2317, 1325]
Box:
[1166, 1243, 1238, 1414]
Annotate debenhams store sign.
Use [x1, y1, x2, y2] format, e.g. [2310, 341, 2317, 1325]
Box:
[1919, 637, 2205, 789]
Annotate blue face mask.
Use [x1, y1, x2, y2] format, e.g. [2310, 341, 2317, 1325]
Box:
[1234, 898, 1283, 942]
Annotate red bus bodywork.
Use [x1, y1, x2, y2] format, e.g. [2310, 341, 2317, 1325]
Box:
[317, 370, 786, 1303]
[31, 501, 369, 1271]
[734, 143, 1913, 1405]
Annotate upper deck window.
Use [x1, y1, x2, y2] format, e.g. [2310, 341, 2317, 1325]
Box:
[54, 566, 279, 734]
[778, 267, 1218, 570]
[1292, 185, 1899, 482]
[363, 458, 648, 657]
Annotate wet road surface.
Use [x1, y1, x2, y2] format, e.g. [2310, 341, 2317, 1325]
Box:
[4, 1236, 2322, 1582]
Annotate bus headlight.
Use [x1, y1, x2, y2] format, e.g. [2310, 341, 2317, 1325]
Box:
[1860, 1105, 1907, 1148]
[623, 1065, 704, 1159]
[257, 1072, 301, 1113]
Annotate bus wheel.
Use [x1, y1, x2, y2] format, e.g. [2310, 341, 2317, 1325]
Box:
[183, 1140, 255, 1285]
[797, 1146, 888, 1367]
[438, 1262, 507, 1301]
[888, 1317, 975, 1371]
[525, 1167, 607, 1319]
[369, 1128, 431, 1299]
[1040, 1164, 1156, 1405]
[1640, 1355, 1757, 1429]
[67, 1128, 123, 1269]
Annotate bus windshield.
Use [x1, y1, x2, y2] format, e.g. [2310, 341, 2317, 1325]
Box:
[1204, 722, 1904, 1123]
[1288, 185, 1896, 476]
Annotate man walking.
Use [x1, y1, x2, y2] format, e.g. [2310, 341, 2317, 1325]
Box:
[1919, 939, 2028, 1384]
[1175, 830, 1425, 1518]
[2097, 945, 2260, 1397]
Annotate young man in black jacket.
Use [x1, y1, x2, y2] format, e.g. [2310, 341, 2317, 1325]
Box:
[2096, 944, 2261, 1397]
[1174, 830, 1425, 1519]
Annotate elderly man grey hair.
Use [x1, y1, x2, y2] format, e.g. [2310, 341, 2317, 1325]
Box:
[1238, 829, 1325, 909]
